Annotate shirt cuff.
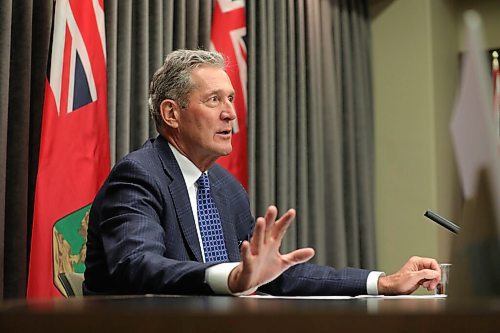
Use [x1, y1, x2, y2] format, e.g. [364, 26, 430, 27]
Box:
[205, 262, 258, 296]
[366, 271, 386, 295]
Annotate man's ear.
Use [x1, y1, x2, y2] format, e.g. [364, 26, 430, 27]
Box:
[160, 99, 180, 128]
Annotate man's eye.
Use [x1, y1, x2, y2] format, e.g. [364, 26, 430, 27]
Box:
[228, 95, 235, 103]
[205, 96, 220, 107]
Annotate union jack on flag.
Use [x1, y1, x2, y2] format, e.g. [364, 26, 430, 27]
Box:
[27, 0, 110, 298]
[211, 0, 248, 189]
[47, 0, 106, 115]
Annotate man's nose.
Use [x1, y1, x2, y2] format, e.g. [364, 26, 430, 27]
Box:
[221, 101, 237, 120]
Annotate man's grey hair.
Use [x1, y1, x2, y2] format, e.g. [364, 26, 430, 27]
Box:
[148, 49, 226, 130]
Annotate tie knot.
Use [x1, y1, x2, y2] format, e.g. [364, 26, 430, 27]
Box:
[197, 172, 210, 189]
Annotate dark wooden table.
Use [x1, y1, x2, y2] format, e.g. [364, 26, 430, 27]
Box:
[1, 295, 500, 333]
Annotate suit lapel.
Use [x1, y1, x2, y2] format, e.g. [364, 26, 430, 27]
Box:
[210, 172, 240, 262]
[154, 136, 203, 262]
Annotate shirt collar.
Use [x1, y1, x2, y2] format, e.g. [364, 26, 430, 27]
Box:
[168, 143, 203, 188]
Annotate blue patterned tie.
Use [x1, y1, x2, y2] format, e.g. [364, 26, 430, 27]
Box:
[197, 173, 228, 263]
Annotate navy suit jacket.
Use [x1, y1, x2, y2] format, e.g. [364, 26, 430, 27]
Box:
[84, 135, 370, 296]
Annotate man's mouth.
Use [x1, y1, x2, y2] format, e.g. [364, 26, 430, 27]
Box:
[217, 129, 232, 136]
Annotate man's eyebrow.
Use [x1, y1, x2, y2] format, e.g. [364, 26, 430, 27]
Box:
[202, 89, 236, 98]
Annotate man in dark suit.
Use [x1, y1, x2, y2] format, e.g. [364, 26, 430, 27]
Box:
[84, 49, 440, 296]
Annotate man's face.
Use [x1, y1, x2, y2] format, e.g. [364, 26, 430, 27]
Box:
[173, 65, 236, 170]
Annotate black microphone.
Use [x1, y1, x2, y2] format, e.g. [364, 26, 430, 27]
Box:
[424, 210, 461, 234]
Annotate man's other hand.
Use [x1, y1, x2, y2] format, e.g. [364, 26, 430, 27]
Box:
[378, 256, 441, 295]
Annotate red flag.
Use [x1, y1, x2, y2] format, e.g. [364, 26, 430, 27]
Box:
[27, 0, 110, 298]
[211, 0, 248, 189]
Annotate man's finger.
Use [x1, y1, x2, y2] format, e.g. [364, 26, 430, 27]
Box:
[421, 280, 432, 289]
[264, 206, 278, 228]
[428, 277, 440, 290]
[421, 279, 439, 290]
[411, 269, 440, 285]
[414, 256, 440, 271]
[282, 248, 315, 265]
[240, 240, 251, 263]
[273, 209, 295, 241]
[250, 218, 265, 254]
[425, 259, 440, 271]
[262, 206, 278, 240]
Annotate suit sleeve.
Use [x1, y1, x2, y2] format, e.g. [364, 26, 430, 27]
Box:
[259, 263, 371, 296]
[85, 158, 214, 295]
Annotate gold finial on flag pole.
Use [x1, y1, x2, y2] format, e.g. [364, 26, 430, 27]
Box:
[493, 50, 500, 140]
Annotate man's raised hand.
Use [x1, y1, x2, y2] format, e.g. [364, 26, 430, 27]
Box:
[228, 206, 315, 294]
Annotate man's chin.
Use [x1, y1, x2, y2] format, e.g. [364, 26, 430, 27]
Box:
[218, 146, 233, 157]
